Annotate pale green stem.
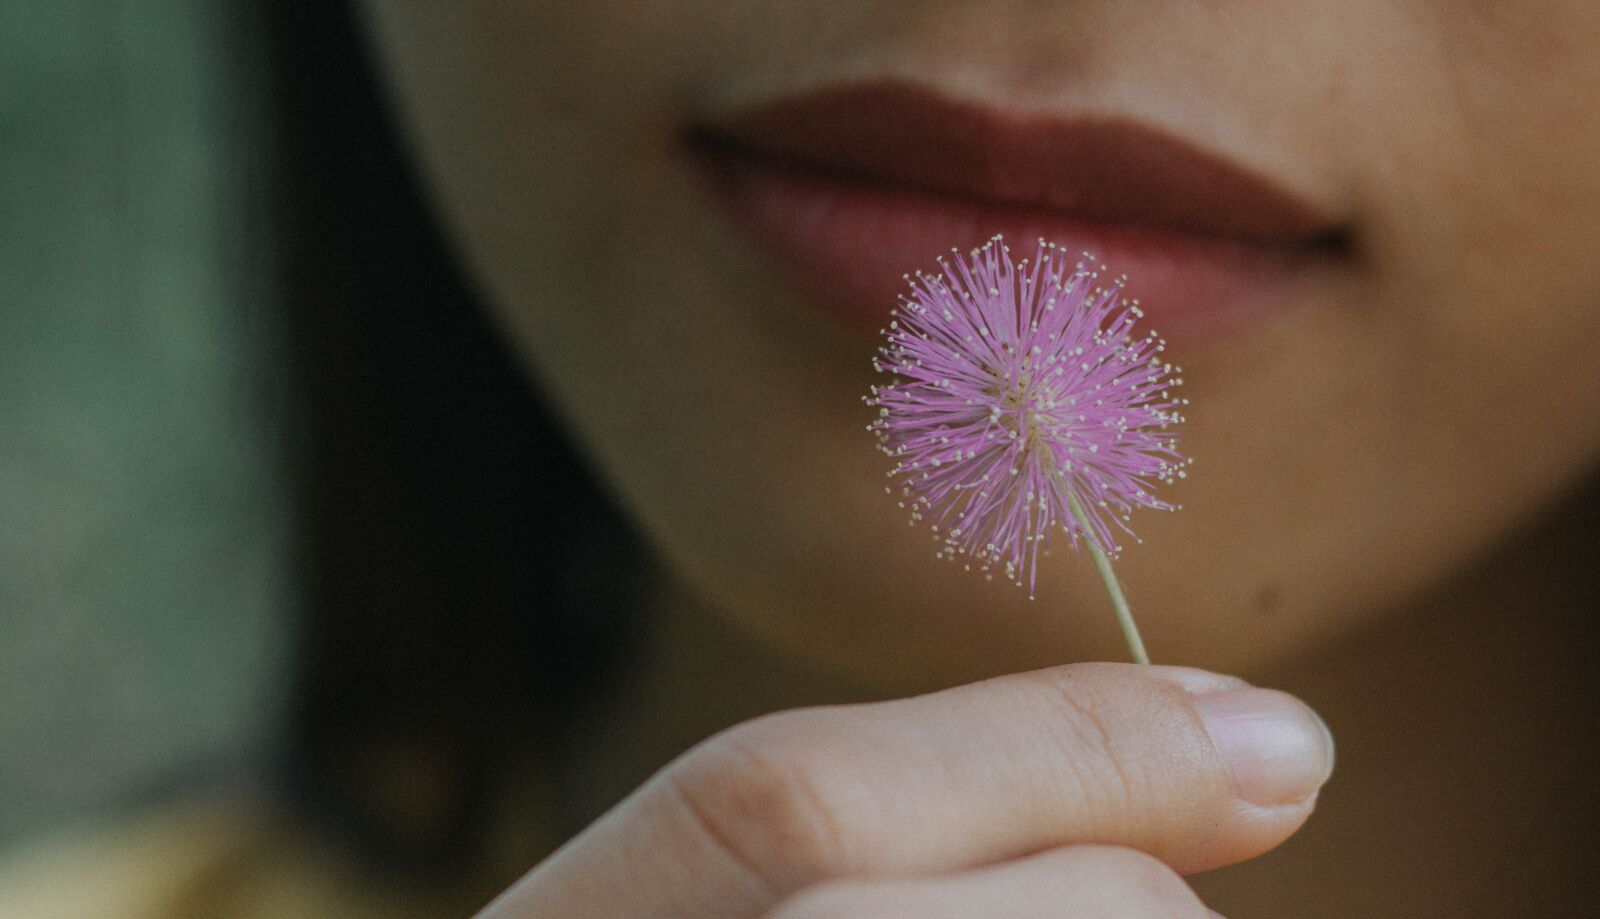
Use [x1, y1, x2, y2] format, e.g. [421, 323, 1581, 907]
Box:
[1064, 487, 1151, 666]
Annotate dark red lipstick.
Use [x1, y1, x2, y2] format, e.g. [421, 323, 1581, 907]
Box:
[685, 80, 1348, 341]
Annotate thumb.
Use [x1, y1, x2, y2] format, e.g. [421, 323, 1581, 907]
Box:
[484, 662, 1333, 919]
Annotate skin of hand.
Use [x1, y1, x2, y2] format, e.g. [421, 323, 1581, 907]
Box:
[479, 663, 1331, 918]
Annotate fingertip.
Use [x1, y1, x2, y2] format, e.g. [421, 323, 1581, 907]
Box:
[1141, 664, 1253, 695]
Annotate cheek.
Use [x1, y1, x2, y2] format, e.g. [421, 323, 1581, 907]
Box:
[1344, 5, 1600, 548]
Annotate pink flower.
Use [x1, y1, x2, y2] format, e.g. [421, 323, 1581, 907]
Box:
[866, 236, 1189, 599]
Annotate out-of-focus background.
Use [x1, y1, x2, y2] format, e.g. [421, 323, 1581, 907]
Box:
[0, 0, 289, 852]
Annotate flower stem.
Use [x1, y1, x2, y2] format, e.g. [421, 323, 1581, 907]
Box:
[1065, 488, 1151, 665]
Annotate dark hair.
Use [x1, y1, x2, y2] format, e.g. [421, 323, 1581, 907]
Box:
[257, 1, 645, 881]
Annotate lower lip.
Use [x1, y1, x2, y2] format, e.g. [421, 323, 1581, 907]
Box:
[692, 148, 1335, 343]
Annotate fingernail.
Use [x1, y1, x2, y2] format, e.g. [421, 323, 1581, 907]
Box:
[1192, 688, 1335, 807]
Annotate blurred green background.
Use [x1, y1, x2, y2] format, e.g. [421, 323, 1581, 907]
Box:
[1, 0, 289, 852]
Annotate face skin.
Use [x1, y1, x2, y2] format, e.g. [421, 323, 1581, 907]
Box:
[356, 0, 1600, 693]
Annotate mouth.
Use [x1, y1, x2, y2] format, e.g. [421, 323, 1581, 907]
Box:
[684, 79, 1351, 342]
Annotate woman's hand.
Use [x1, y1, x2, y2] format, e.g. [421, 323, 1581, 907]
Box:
[479, 662, 1333, 918]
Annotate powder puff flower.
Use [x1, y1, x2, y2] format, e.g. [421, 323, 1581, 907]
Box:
[865, 236, 1189, 616]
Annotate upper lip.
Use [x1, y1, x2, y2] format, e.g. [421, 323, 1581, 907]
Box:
[686, 79, 1347, 249]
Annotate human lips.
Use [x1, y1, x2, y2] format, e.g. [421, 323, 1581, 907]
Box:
[684, 80, 1350, 342]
